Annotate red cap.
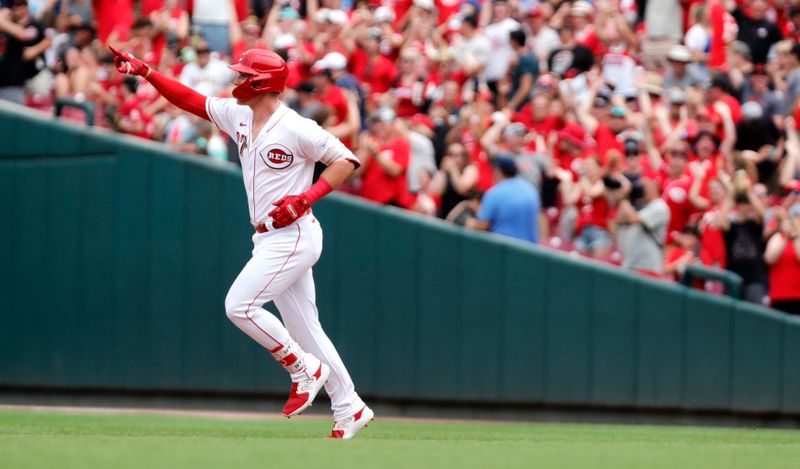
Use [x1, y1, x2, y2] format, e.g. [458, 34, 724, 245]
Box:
[557, 122, 588, 149]
[527, 5, 544, 18]
[409, 113, 435, 130]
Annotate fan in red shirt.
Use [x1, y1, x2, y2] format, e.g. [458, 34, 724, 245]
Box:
[514, 92, 561, 135]
[390, 47, 431, 118]
[696, 177, 731, 270]
[93, 0, 134, 44]
[660, 141, 701, 245]
[564, 156, 614, 259]
[765, 201, 800, 315]
[311, 54, 356, 148]
[708, 0, 738, 70]
[349, 28, 397, 97]
[356, 108, 412, 208]
[116, 76, 154, 139]
[149, 0, 189, 66]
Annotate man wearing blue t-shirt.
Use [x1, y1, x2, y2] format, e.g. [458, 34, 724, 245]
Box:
[467, 157, 540, 243]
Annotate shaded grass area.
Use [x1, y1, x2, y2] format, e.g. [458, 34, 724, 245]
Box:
[1, 409, 800, 468]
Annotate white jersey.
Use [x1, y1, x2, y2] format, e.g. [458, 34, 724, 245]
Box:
[206, 98, 358, 225]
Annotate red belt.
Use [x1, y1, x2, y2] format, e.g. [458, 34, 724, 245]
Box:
[255, 223, 269, 233]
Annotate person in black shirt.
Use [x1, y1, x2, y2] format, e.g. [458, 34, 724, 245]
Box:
[548, 24, 594, 79]
[716, 174, 768, 304]
[0, 0, 50, 104]
[730, 0, 782, 65]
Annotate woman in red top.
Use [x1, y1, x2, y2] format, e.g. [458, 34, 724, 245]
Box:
[563, 156, 613, 259]
[765, 202, 800, 315]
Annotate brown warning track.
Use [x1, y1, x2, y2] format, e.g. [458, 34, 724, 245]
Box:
[0, 404, 505, 426]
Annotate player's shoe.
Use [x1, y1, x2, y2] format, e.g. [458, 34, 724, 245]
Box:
[325, 405, 374, 440]
[282, 362, 330, 418]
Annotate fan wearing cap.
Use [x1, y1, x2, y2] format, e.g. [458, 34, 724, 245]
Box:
[571, 75, 631, 165]
[741, 63, 783, 127]
[480, 112, 546, 191]
[662, 45, 704, 90]
[178, 40, 235, 97]
[640, 0, 683, 70]
[311, 52, 359, 148]
[108, 45, 374, 439]
[0, 0, 51, 104]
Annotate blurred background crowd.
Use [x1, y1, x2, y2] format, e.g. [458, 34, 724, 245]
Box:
[4, 0, 800, 313]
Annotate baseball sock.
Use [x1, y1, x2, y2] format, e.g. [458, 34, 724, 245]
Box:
[270, 340, 322, 382]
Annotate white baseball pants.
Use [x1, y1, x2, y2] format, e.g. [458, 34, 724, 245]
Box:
[224, 214, 365, 420]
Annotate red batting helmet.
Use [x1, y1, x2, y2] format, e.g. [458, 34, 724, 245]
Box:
[229, 49, 289, 101]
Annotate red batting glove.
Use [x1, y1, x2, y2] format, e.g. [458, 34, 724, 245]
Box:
[108, 45, 152, 78]
[267, 178, 333, 228]
[269, 195, 311, 228]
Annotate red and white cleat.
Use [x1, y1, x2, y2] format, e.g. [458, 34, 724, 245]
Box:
[325, 406, 374, 440]
[282, 362, 330, 418]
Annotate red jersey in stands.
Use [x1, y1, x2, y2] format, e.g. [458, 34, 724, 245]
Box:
[708, 0, 737, 70]
[662, 176, 695, 244]
[118, 96, 154, 139]
[575, 191, 611, 233]
[769, 238, 800, 301]
[319, 84, 348, 123]
[392, 76, 431, 118]
[93, 0, 134, 43]
[461, 127, 493, 193]
[435, 0, 461, 25]
[360, 137, 411, 207]
[350, 51, 396, 95]
[140, 0, 164, 16]
[513, 108, 560, 135]
[699, 208, 727, 268]
[151, 7, 187, 65]
[594, 124, 622, 166]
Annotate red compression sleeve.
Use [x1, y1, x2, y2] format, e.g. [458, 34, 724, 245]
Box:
[147, 70, 210, 120]
[302, 178, 333, 205]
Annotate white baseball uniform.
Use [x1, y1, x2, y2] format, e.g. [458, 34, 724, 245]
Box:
[207, 97, 364, 420]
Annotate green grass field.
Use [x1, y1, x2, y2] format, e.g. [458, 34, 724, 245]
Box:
[1, 408, 800, 469]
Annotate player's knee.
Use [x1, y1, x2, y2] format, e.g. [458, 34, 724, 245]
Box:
[224, 293, 245, 322]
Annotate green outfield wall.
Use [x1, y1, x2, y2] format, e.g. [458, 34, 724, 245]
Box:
[1, 105, 799, 415]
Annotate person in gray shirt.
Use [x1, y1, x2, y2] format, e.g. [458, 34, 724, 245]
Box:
[784, 43, 800, 115]
[615, 177, 671, 275]
[662, 45, 704, 90]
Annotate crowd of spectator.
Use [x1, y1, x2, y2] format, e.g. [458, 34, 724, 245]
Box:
[3, 0, 800, 314]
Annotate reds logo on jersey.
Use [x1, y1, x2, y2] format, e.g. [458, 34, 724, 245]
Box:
[259, 144, 294, 170]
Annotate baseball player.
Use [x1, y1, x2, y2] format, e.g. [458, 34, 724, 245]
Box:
[109, 45, 373, 439]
